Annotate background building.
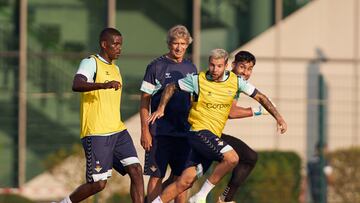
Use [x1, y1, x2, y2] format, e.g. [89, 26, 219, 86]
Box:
[1, 0, 359, 202]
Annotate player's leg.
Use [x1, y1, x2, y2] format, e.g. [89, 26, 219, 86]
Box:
[143, 136, 171, 202]
[219, 134, 258, 202]
[113, 130, 144, 203]
[147, 176, 163, 203]
[153, 166, 198, 203]
[168, 137, 192, 203]
[144, 136, 162, 202]
[61, 136, 114, 203]
[126, 163, 144, 203]
[188, 130, 238, 202]
[162, 172, 175, 189]
[66, 180, 107, 203]
[208, 150, 238, 184]
[162, 172, 190, 203]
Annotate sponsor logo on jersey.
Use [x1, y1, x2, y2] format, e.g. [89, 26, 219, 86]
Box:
[205, 102, 231, 109]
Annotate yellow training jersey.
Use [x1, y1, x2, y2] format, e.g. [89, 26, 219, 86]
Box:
[188, 71, 238, 137]
[79, 55, 126, 138]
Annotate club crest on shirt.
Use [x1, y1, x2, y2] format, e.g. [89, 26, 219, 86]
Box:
[105, 71, 110, 75]
[207, 91, 212, 96]
[165, 73, 171, 79]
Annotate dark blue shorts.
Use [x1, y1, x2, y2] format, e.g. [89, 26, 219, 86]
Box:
[144, 136, 190, 178]
[81, 129, 140, 183]
[186, 130, 233, 176]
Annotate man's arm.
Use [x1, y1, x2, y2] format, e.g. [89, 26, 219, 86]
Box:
[252, 91, 287, 134]
[147, 83, 178, 124]
[72, 74, 121, 92]
[228, 101, 253, 119]
[140, 92, 152, 151]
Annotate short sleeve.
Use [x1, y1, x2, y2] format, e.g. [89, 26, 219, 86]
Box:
[237, 76, 256, 96]
[76, 57, 97, 83]
[178, 73, 199, 94]
[140, 64, 158, 95]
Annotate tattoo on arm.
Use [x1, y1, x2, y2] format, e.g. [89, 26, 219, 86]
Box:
[255, 91, 281, 120]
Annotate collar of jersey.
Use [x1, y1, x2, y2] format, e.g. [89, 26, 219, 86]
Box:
[164, 54, 187, 64]
[96, 54, 112, 65]
[205, 70, 230, 82]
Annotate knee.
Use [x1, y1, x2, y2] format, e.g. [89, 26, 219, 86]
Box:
[127, 163, 143, 177]
[176, 175, 196, 191]
[92, 180, 107, 193]
[225, 151, 239, 168]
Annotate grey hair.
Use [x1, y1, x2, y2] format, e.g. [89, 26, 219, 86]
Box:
[166, 25, 193, 45]
[209, 48, 229, 62]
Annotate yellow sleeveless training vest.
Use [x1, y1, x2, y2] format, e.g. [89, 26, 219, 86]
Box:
[188, 71, 238, 137]
[79, 55, 126, 138]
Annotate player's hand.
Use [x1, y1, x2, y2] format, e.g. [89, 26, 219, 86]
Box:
[147, 108, 165, 125]
[141, 130, 152, 151]
[277, 119, 287, 134]
[103, 80, 122, 90]
[252, 106, 270, 116]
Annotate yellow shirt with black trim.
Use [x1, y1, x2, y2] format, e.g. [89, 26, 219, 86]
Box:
[188, 71, 238, 137]
[79, 55, 126, 138]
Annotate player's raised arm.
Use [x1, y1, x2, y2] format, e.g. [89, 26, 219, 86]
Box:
[228, 100, 254, 119]
[147, 82, 179, 124]
[252, 91, 287, 134]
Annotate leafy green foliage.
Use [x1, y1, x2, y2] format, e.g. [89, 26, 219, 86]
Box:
[195, 151, 301, 203]
[328, 147, 360, 202]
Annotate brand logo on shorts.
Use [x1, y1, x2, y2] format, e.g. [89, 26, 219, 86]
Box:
[150, 165, 157, 172]
[218, 141, 224, 146]
[165, 73, 171, 79]
[95, 161, 102, 172]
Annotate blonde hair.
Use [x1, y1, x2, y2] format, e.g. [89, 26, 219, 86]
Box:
[167, 25, 193, 45]
[209, 48, 229, 63]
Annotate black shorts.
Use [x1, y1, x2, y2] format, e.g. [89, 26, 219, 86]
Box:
[81, 129, 140, 183]
[221, 134, 257, 165]
[185, 130, 233, 176]
[144, 136, 191, 178]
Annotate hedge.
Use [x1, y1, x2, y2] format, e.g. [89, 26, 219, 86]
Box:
[192, 151, 302, 203]
[328, 147, 360, 203]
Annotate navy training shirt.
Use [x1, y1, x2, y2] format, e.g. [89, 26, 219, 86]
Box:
[140, 55, 197, 137]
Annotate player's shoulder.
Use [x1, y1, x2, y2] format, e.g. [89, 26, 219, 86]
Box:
[79, 56, 96, 67]
[236, 74, 247, 82]
[182, 57, 194, 64]
[183, 58, 197, 69]
[147, 55, 168, 67]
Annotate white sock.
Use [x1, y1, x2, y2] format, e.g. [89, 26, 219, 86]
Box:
[196, 179, 215, 199]
[152, 196, 163, 203]
[59, 196, 72, 203]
